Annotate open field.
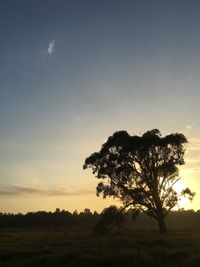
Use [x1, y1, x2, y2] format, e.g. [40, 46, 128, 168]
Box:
[0, 227, 200, 267]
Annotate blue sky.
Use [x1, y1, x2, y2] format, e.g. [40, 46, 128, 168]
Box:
[0, 0, 200, 212]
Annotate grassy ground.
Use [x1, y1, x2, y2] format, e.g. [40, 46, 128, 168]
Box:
[0, 227, 200, 267]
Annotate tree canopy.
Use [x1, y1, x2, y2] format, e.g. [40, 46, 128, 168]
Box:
[83, 129, 195, 233]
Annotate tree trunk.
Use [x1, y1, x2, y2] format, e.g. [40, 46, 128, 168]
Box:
[157, 213, 167, 233]
[153, 186, 167, 233]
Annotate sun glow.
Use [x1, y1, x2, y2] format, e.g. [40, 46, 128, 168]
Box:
[173, 179, 189, 209]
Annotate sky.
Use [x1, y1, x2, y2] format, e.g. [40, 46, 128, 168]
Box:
[0, 0, 200, 213]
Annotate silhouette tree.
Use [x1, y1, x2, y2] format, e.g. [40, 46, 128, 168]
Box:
[94, 205, 124, 234]
[83, 208, 92, 215]
[83, 129, 195, 233]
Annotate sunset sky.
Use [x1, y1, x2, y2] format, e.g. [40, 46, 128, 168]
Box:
[0, 0, 200, 213]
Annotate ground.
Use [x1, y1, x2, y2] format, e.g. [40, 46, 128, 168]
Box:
[0, 226, 200, 267]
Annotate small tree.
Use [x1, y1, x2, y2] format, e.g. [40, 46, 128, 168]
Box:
[94, 206, 124, 234]
[83, 129, 195, 233]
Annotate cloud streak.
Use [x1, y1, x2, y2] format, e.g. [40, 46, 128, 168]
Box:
[181, 167, 200, 175]
[47, 40, 55, 55]
[186, 125, 192, 129]
[0, 184, 94, 197]
[188, 137, 200, 151]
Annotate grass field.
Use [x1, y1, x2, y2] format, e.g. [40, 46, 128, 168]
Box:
[0, 226, 200, 267]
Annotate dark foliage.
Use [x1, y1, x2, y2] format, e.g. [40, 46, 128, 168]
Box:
[0, 209, 200, 229]
[84, 129, 195, 233]
[94, 205, 124, 234]
[0, 209, 98, 228]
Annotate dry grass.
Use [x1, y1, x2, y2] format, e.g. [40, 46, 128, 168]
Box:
[0, 227, 200, 267]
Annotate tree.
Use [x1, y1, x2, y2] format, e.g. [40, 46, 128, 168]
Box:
[83, 208, 92, 215]
[94, 206, 124, 234]
[83, 129, 195, 233]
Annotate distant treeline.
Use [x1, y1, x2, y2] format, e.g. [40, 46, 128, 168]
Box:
[0, 208, 200, 229]
[0, 208, 98, 228]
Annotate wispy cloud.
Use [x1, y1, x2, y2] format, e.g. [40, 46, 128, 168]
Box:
[185, 157, 200, 164]
[188, 137, 200, 151]
[186, 125, 192, 129]
[185, 123, 198, 130]
[0, 184, 94, 197]
[47, 40, 55, 55]
[181, 167, 200, 175]
[50, 186, 94, 196]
